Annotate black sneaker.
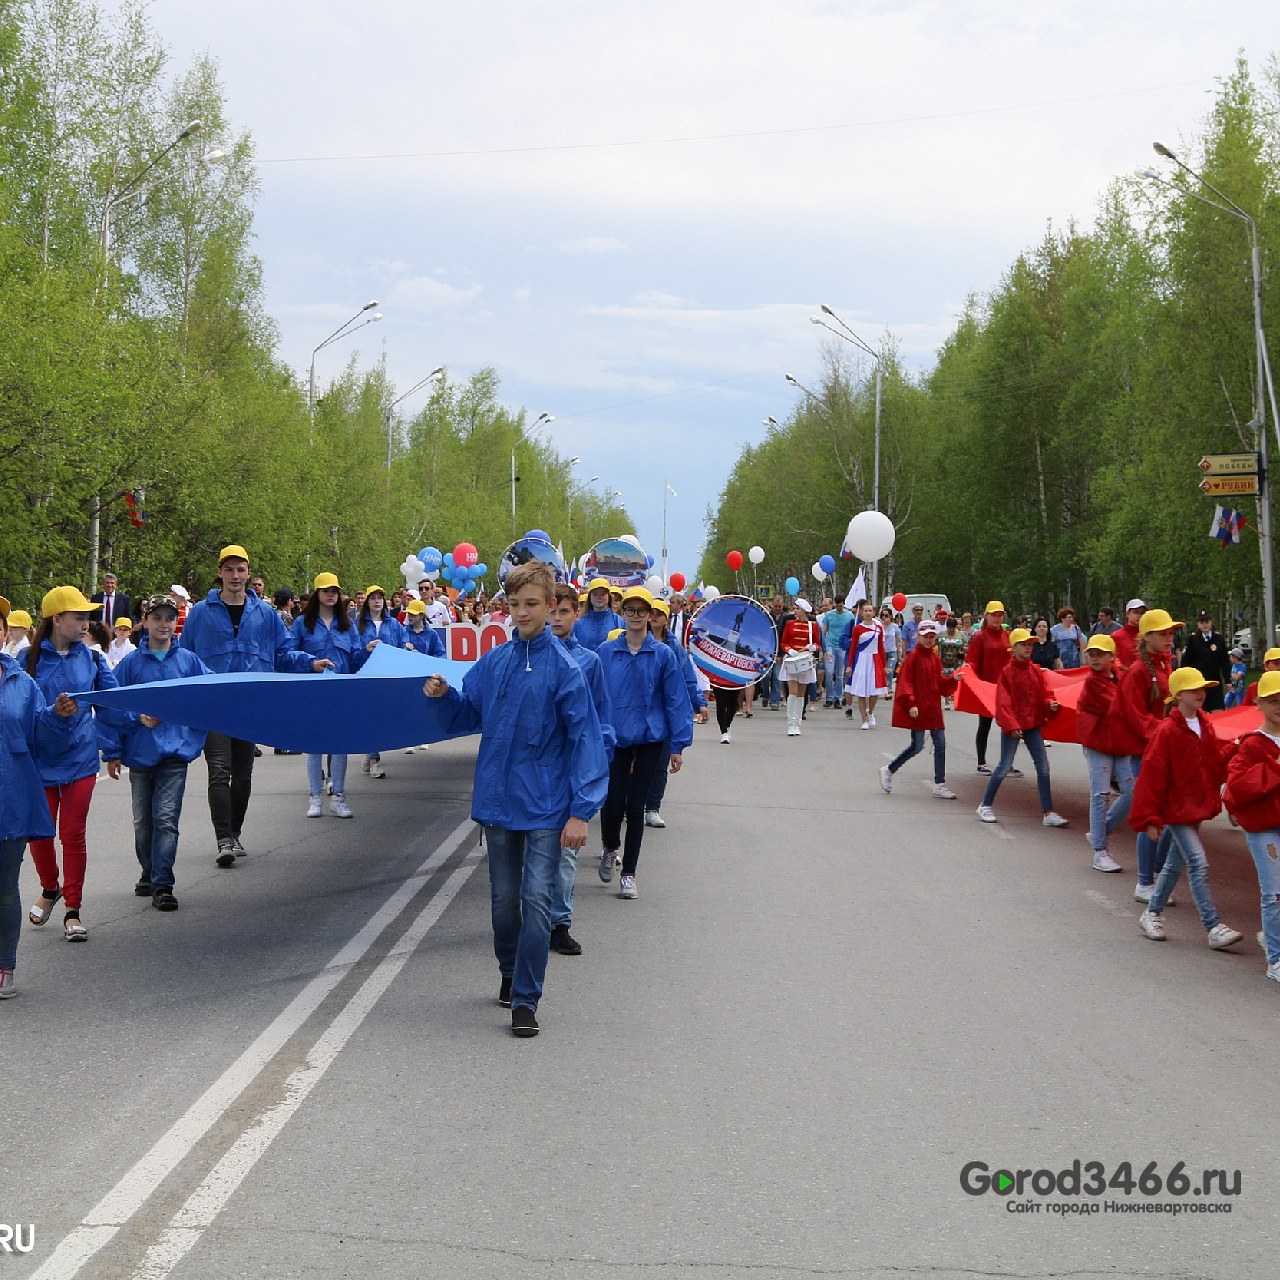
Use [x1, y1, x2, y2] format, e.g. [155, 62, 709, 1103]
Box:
[231, 836, 247, 857]
[976, 764, 992, 775]
[134, 876, 153, 897]
[498, 975, 512, 1007]
[511, 1006, 539, 1037]
[549, 924, 582, 955]
[215, 843, 236, 868]
[152, 888, 178, 912]
[845, 707, 853, 719]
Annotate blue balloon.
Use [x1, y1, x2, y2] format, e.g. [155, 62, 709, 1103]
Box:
[819, 554, 836, 575]
[785, 576, 801, 596]
[646, 554, 655, 569]
[524, 529, 551, 543]
[468, 564, 482, 578]
[443, 552, 455, 568]
[474, 563, 488, 577]
[419, 546, 443, 571]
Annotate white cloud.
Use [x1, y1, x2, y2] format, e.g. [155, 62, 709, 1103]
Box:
[559, 236, 630, 254]
[513, 287, 532, 301]
[386, 276, 483, 312]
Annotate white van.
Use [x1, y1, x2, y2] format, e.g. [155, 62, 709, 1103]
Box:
[881, 593, 952, 619]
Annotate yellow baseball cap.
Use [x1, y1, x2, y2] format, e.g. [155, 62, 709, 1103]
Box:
[113, 617, 133, 631]
[1263, 648, 1280, 665]
[218, 544, 250, 564]
[364, 585, 386, 597]
[1085, 633, 1116, 653]
[405, 599, 427, 615]
[1257, 671, 1280, 699]
[41, 586, 96, 616]
[985, 600, 1005, 614]
[0, 595, 8, 620]
[586, 577, 610, 593]
[607, 627, 625, 641]
[1008, 627, 1033, 645]
[1138, 608, 1182, 635]
[650, 599, 670, 616]
[1167, 667, 1217, 700]
[621, 587, 653, 607]
[313, 572, 341, 590]
[7, 608, 31, 628]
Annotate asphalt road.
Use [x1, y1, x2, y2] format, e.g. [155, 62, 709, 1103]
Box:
[4, 701, 1278, 1279]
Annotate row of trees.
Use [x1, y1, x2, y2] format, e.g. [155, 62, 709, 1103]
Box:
[0, 0, 627, 613]
[700, 57, 1280, 633]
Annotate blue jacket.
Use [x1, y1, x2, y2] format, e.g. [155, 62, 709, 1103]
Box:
[112, 641, 214, 767]
[0, 652, 65, 841]
[29, 640, 124, 783]
[662, 633, 705, 711]
[596, 632, 694, 753]
[572, 607, 625, 652]
[180, 590, 315, 674]
[436, 627, 609, 829]
[290, 615, 366, 674]
[557, 631, 616, 758]
[402, 623, 446, 658]
[356, 616, 408, 651]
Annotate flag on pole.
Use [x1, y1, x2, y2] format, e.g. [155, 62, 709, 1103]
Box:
[1209, 505, 1247, 547]
[845, 567, 867, 610]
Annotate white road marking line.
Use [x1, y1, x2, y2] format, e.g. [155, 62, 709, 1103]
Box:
[132, 849, 484, 1280]
[30, 817, 477, 1280]
[1084, 888, 1135, 919]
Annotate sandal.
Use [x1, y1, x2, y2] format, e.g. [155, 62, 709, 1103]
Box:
[63, 911, 87, 942]
[28, 887, 61, 925]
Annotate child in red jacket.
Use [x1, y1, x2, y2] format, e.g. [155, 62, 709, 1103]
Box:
[976, 628, 1067, 827]
[1130, 667, 1243, 949]
[1076, 632, 1129, 873]
[878, 621, 958, 799]
[1222, 669, 1280, 982]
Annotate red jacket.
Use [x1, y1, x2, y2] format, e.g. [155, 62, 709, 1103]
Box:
[891, 645, 957, 731]
[1223, 731, 1280, 831]
[1113, 622, 1140, 671]
[1128, 710, 1229, 830]
[967, 624, 1012, 683]
[780, 619, 820, 654]
[1111, 650, 1171, 754]
[995, 657, 1057, 734]
[1244, 680, 1260, 708]
[1076, 668, 1121, 755]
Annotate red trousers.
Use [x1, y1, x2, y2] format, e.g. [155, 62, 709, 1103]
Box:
[29, 775, 97, 911]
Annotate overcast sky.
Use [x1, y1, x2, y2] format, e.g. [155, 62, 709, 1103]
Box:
[151, 0, 1276, 579]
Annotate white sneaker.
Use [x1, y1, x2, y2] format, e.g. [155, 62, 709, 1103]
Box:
[1138, 909, 1166, 940]
[0, 968, 15, 999]
[361, 756, 371, 774]
[598, 850, 615, 883]
[788, 725, 801, 737]
[307, 795, 323, 818]
[879, 765, 893, 794]
[931, 783, 957, 799]
[1259, 930, 1268, 952]
[720, 731, 731, 744]
[418, 744, 430, 751]
[859, 720, 869, 731]
[1267, 961, 1280, 983]
[644, 810, 665, 828]
[868, 715, 876, 727]
[404, 747, 415, 755]
[1206, 923, 1243, 950]
[1092, 851, 1122, 873]
[976, 805, 997, 823]
[369, 760, 386, 779]
[331, 795, 354, 819]
[618, 875, 638, 899]
[1134, 882, 1154, 903]
[1042, 811, 1069, 828]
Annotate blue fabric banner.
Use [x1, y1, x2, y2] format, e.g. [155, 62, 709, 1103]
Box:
[74, 642, 475, 755]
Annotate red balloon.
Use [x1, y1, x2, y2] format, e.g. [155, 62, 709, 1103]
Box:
[891, 591, 907, 611]
[669, 572, 686, 592]
[726, 550, 743, 572]
[453, 542, 478, 568]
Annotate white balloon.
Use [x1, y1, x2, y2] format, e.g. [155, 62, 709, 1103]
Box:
[811, 561, 826, 581]
[424, 569, 441, 581]
[400, 555, 426, 587]
[748, 545, 765, 565]
[702, 585, 721, 601]
[618, 534, 643, 550]
[645, 574, 663, 594]
[846, 510, 896, 561]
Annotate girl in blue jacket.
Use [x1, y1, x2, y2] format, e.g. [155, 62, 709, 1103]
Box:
[291, 575, 363, 818]
[595, 587, 694, 899]
[572, 577, 625, 651]
[355, 586, 407, 778]
[1, 598, 76, 996]
[25, 587, 125, 942]
[113, 597, 214, 909]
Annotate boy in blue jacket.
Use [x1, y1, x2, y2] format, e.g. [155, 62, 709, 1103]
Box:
[423, 561, 608, 1037]
[114, 597, 214, 910]
[547, 582, 615, 957]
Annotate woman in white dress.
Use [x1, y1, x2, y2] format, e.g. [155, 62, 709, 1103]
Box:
[844, 600, 888, 729]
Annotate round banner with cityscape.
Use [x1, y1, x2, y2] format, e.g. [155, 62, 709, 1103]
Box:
[687, 594, 776, 688]
[583, 537, 648, 587]
[498, 536, 567, 585]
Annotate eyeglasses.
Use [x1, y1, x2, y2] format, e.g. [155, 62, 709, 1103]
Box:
[621, 606, 650, 617]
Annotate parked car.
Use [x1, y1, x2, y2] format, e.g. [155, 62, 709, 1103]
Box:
[881, 593, 952, 619]
[1232, 626, 1280, 658]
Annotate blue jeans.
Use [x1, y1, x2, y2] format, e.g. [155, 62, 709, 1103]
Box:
[0, 840, 23, 971]
[763, 662, 782, 708]
[551, 843, 578, 930]
[1149, 824, 1220, 930]
[485, 826, 560, 1011]
[129, 757, 189, 889]
[1128, 755, 1172, 885]
[306, 753, 347, 796]
[1082, 748, 1136, 853]
[983, 729, 1052, 811]
[1244, 829, 1280, 964]
[889, 729, 945, 784]
[823, 648, 846, 701]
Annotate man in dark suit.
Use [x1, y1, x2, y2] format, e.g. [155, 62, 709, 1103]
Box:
[91, 572, 132, 628]
[1182, 610, 1232, 713]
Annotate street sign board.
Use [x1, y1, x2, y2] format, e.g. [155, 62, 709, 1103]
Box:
[1200, 475, 1260, 497]
[1199, 453, 1260, 476]
[756, 584, 775, 601]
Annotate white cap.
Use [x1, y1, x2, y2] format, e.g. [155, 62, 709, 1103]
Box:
[918, 620, 940, 635]
[1125, 598, 1146, 612]
[169, 585, 191, 601]
[793, 597, 813, 613]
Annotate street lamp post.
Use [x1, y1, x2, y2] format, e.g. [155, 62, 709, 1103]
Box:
[513, 412, 553, 537]
[384, 367, 444, 478]
[567, 471, 599, 541]
[1141, 145, 1280, 650]
[309, 301, 381, 423]
[662, 481, 677, 584]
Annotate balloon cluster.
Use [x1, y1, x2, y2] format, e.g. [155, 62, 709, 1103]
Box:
[437, 541, 488, 600]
